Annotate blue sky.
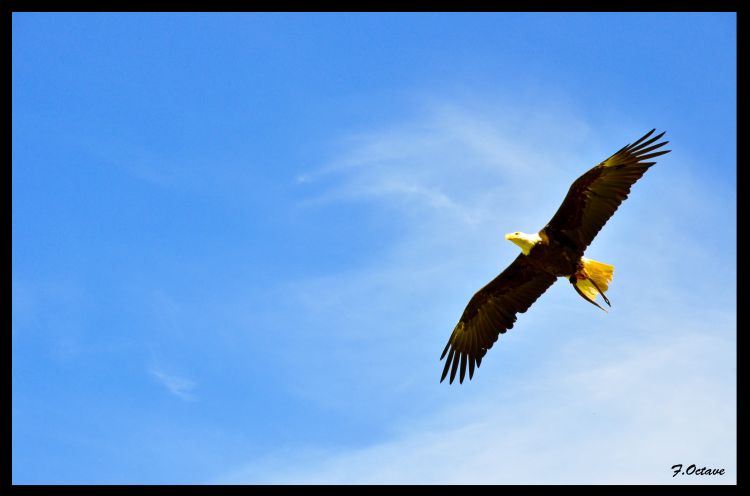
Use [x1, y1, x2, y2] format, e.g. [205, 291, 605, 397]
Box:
[12, 12, 736, 484]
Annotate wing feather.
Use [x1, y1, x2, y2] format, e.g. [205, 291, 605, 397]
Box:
[543, 129, 670, 252]
[440, 255, 557, 384]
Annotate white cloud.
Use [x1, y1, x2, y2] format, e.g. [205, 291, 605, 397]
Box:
[150, 368, 197, 401]
[221, 328, 735, 484]
[297, 100, 592, 229]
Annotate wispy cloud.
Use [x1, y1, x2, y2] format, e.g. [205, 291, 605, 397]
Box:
[220, 328, 735, 484]
[150, 368, 197, 401]
[297, 100, 593, 229]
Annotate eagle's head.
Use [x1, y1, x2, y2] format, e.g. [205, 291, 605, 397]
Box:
[504, 231, 541, 255]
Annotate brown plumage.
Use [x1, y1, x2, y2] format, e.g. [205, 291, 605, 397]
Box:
[544, 130, 671, 253]
[440, 129, 670, 384]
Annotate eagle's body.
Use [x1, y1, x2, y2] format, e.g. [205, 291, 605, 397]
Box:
[440, 129, 670, 384]
[517, 231, 580, 276]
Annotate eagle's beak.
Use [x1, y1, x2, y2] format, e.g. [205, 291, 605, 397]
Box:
[504, 233, 513, 241]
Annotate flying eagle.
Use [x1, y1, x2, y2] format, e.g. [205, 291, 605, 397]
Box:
[440, 129, 670, 384]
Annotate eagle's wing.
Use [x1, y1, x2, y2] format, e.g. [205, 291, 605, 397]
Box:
[543, 129, 670, 253]
[440, 255, 557, 384]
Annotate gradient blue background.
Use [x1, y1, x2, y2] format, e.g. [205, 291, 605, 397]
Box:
[13, 13, 736, 484]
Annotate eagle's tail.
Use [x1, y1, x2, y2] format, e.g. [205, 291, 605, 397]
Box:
[570, 257, 615, 312]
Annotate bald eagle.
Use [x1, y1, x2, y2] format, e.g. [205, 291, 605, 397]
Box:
[440, 129, 670, 384]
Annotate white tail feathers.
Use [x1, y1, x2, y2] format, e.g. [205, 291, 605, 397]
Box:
[573, 257, 615, 309]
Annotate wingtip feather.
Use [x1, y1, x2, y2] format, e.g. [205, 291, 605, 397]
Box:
[449, 352, 460, 384]
[459, 353, 467, 383]
[439, 339, 451, 360]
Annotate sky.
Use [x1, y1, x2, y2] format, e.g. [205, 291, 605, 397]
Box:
[12, 12, 736, 484]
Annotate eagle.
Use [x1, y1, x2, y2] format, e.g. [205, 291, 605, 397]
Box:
[440, 129, 670, 384]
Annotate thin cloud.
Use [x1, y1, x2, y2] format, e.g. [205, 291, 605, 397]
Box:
[150, 368, 197, 401]
[221, 328, 735, 484]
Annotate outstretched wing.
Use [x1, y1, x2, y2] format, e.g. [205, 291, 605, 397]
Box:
[543, 129, 670, 253]
[440, 255, 557, 384]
